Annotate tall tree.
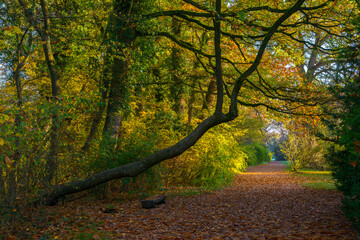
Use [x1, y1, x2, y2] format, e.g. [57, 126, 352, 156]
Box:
[101, 0, 138, 146]
[18, 0, 61, 184]
[170, 17, 186, 116]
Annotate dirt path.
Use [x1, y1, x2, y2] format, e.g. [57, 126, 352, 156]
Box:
[77, 161, 358, 239]
[10, 162, 359, 239]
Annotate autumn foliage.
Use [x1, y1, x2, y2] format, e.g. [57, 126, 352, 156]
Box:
[0, 0, 360, 236]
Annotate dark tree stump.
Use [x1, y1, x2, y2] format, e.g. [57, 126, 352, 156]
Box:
[141, 196, 166, 209]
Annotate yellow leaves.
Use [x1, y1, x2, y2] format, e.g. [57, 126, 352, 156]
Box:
[0, 138, 4, 146]
[2, 25, 23, 35]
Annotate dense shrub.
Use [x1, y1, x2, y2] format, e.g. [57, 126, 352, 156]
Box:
[281, 133, 327, 172]
[326, 82, 360, 228]
[324, 14, 360, 227]
[241, 143, 271, 166]
[165, 127, 272, 190]
[253, 142, 272, 163]
[89, 120, 164, 197]
[165, 130, 248, 189]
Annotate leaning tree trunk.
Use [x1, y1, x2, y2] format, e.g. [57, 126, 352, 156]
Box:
[41, 0, 306, 206]
[42, 114, 233, 205]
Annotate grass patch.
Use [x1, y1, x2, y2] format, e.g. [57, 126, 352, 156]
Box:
[280, 162, 336, 190]
[293, 170, 336, 190]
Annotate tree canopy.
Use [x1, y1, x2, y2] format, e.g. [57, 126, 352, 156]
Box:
[0, 0, 357, 205]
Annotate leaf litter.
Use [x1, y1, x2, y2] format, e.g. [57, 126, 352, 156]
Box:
[2, 161, 359, 239]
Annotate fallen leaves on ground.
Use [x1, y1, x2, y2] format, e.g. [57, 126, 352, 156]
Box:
[2, 162, 359, 239]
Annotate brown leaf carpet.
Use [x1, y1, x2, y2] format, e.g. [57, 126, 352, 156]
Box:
[87, 162, 360, 239]
[13, 162, 359, 239]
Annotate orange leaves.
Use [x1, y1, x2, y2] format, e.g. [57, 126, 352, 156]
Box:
[5, 155, 11, 165]
[352, 141, 360, 154]
[2, 26, 16, 31]
[349, 161, 357, 168]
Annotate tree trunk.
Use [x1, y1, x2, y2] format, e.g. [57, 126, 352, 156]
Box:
[202, 79, 217, 111]
[188, 60, 201, 124]
[41, 0, 61, 184]
[0, 166, 4, 200]
[7, 26, 31, 202]
[8, 54, 25, 202]
[187, 86, 196, 124]
[170, 18, 185, 116]
[19, 0, 62, 184]
[102, 0, 137, 145]
[98, 0, 138, 198]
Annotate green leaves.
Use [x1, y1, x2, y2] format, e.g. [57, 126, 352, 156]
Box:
[236, 11, 247, 21]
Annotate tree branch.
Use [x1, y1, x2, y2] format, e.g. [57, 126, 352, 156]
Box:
[229, 0, 306, 116]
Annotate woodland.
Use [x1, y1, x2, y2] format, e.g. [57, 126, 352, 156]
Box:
[1, 0, 360, 238]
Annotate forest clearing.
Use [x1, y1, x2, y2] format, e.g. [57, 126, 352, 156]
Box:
[1, 0, 360, 238]
[1, 161, 359, 239]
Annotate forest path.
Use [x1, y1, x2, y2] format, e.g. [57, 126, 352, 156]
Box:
[84, 161, 359, 239]
[17, 162, 360, 239]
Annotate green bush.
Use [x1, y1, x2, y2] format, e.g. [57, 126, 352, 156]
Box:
[165, 129, 248, 189]
[241, 145, 258, 166]
[241, 143, 271, 166]
[253, 142, 272, 163]
[89, 127, 164, 196]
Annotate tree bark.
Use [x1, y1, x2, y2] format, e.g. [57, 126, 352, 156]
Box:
[9, 46, 26, 202]
[202, 79, 217, 111]
[187, 82, 196, 124]
[39, 0, 61, 184]
[102, 0, 137, 145]
[141, 196, 166, 209]
[19, 0, 62, 183]
[170, 18, 186, 116]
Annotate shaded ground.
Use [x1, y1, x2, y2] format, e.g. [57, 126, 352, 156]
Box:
[3, 162, 360, 239]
